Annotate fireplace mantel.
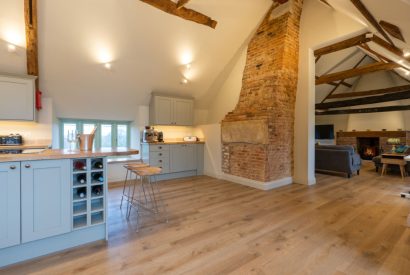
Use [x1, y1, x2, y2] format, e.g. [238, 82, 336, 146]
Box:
[336, 131, 410, 155]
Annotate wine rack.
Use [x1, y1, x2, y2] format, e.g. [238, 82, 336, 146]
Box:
[71, 158, 107, 230]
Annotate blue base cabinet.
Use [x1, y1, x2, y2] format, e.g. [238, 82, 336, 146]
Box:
[21, 159, 71, 243]
[0, 162, 21, 250]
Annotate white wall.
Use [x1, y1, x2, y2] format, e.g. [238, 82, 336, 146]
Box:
[294, 0, 367, 185]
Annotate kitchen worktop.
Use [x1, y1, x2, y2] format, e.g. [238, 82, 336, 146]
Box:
[0, 147, 139, 162]
[142, 141, 205, 145]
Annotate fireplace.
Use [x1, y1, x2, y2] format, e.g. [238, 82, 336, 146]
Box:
[357, 137, 379, 160]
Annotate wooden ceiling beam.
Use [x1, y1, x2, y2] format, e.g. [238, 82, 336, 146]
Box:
[372, 34, 410, 62]
[350, 0, 395, 46]
[316, 105, 410, 115]
[380, 20, 405, 42]
[315, 62, 400, 85]
[314, 32, 372, 57]
[24, 0, 39, 89]
[327, 85, 410, 99]
[139, 0, 217, 29]
[315, 76, 352, 88]
[316, 90, 410, 110]
[176, 0, 190, 9]
[320, 55, 367, 103]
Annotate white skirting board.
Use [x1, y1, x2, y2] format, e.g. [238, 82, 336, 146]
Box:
[219, 173, 293, 191]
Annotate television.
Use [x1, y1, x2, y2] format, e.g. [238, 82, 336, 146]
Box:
[315, 124, 334, 139]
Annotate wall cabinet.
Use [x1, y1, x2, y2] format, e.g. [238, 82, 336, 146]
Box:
[150, 95, 194, 126]
[0, 74, 37, 121]
[21, 159, 71, 243]
[0, 162, 21, 249]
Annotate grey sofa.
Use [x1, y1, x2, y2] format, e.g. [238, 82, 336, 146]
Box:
[315, 145, 361, 178]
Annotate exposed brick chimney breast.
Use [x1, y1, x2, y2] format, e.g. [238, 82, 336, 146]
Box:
[221, 0, 303, 183]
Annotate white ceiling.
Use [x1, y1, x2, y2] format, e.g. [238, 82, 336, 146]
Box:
[0, 0, 272, 120]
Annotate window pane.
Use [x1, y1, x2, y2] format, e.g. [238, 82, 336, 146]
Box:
[83, 124, 96, 134]
[63, 123, 77, 149]
[101, 124, 112, 148]
[117, 125, 127, 147]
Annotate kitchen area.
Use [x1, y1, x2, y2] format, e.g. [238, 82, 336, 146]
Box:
[0, 73, 205, 268]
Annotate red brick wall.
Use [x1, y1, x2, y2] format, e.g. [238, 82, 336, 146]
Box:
[221, 0, 304, 182]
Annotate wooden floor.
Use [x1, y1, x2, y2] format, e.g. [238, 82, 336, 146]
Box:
[3, 162, 410, 275]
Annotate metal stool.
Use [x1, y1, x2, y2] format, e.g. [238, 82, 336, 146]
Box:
[126, 166, 168, 230]
[120, 162, 149, 210]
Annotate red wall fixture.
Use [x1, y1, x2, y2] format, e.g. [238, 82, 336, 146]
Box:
[36, 90, 42, 110]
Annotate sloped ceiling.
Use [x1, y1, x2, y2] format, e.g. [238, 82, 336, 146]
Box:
[0, 0, 272, 120]
[316, 0, 410, 103]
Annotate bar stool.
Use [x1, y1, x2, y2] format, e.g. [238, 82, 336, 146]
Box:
[120, 162, 149, 210]
[126, 166, 168, 230]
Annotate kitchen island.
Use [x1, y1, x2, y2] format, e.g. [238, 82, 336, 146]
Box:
[0, 148, 138, 268]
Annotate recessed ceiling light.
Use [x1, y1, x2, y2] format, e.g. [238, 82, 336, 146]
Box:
[7, 44, 16, 53]
[186, 63, 191, 70]
[181, 78, 188, 84]
[104, 63, 112, 70]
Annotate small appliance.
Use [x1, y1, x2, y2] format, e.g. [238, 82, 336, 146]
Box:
[183, 136, 199, 142]
[143, 126, 158, 143]
[158, 131, 164, 142]
[0, 134, 23, 145]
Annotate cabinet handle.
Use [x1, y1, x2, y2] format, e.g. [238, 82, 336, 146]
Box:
[10, 165, 16, 170]
[25, 164, 31, 168]
[159, 160, 162, 163]
[159, 146, 162, 149]
[159, 153, 162, 156]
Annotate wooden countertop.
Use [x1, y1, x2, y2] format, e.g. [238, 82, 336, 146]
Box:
[0, 147, 139, 163]
[142, 141, 205, 145]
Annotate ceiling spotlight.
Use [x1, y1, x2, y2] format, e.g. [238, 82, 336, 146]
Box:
[7, 44, 16, 53]
[104, 63, 112, 70]
[404, 51, 410, 58]
[406, 70, 410, 76]
[186, 63, 191, 70]
[181, 78, 188, 85]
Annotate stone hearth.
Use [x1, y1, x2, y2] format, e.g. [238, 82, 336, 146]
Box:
[221, 0, 303, 183]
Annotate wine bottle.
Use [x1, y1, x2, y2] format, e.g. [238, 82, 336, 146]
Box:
[77, 187, 86, 198]
[93, 161, 103, 169]
[92, 185, 102, 196]
[77, 174, 86, 184]
[74, 161, 87, 171]
[92, 173, 104, 183]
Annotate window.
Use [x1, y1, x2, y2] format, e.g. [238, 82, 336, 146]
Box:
[60, 119, 131, 149]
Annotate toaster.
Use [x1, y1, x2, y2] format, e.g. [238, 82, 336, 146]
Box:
[183, 136, 199, 142]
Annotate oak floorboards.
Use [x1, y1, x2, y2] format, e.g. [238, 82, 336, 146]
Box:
[2, 162, 410, 275]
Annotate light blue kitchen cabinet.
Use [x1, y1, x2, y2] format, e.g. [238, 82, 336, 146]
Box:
[149, 94, 194, 126]
[21, 159, 71, 243]
[0, 162, 21, 249]
[170, 144, 197, 173]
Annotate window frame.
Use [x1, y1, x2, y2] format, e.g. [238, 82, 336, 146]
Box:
[59, 118, 131, 149]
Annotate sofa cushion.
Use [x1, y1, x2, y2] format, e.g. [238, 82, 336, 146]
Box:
[316, 145, 355, 154]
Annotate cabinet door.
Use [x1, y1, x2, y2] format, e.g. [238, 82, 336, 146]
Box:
[0, 162, 20, 249]
[170, 144, 197, 173]
[0, 75, 36, 121]
[153, 96, 174, 125]
[21, 159, 71, 243]
[173, 98, 193, 126]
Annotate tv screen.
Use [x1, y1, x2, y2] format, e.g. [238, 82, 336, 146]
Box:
[315, 124, 334, 139]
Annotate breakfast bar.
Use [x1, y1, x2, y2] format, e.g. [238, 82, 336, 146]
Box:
[0, 148, 138, 268]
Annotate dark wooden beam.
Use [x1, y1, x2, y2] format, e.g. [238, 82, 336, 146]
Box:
[350, 0, 394, 46]
[316, 105, 410, 115]
[316, 62, 400, 85]
[327, 85, 410, 99]
[24, 0, 39, 89]
[176, 0, 190, 9]
[320, 55, 367, 103]
[315, 76, 352, 88]
[372, 34, 409, 61]
[380, 20, 405, 42]
[316, 90, 410, 110]
[319, 0, 332, 8]
[314, 32, 372, 57]
[139, 0, 217, 29]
